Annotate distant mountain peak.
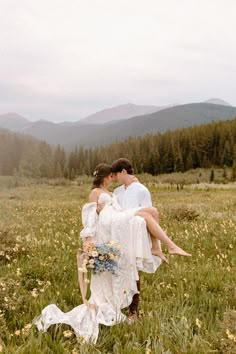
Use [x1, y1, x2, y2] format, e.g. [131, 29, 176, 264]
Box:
[0, 112, 31, 132]
[78, 103, 172, 124]
[0, 112, 29, 121]
[205, 98, 231, 106]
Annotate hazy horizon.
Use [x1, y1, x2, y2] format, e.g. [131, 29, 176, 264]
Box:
[1, 0, 235, 122]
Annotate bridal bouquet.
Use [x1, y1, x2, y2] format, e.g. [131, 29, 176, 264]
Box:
[78, 241, 121, 275]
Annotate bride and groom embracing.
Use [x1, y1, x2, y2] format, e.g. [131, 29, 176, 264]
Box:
[34, 158, 191, 343]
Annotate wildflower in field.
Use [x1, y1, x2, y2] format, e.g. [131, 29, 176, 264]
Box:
[31, 288, 38, 298]
[196, 318, 202, 328]
[226, 329, 236, 342]
[24, 323, 32, 330]
[76, 335, 86, 344]
[72, 349, 79, 354]
[63, 330, 73, 338]
[14, 330, 21, 336]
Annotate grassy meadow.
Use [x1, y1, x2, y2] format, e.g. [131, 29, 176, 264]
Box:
[0, 175, 236, 353]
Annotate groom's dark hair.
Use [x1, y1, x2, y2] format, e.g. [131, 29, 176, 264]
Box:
[111, 158, 134, 175]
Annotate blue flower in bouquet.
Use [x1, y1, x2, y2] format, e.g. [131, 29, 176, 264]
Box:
[83, 241, 121, 275]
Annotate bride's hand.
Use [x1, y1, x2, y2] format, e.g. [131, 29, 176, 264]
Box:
[83, 237, 92, 252]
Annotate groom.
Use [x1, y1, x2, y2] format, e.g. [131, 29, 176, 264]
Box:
[111, 158, 161, 321]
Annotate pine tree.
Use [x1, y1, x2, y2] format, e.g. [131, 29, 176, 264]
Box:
[231, 161, 236, 181]
[210, 169, 214, 182]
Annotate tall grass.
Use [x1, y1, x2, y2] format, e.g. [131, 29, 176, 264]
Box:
[0, 181, 235, 353]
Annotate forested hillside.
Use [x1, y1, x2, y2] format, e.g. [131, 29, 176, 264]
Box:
[67, 118, 236, 176]
[1, 118, 236, 178]
[0, 129, 66, 178]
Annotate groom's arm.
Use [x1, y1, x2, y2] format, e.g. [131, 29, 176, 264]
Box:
[139, 188, 152, 208]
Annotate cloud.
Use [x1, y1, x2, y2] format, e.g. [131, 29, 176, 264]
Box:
[0, 0, 235, 121]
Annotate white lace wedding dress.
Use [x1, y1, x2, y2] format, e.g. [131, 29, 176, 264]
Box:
[34, 193, 161, 343]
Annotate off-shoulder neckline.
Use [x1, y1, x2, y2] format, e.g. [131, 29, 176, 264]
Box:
[98, 191, 113, 198]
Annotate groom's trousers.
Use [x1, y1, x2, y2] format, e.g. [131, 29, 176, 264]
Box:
[129, 279, 140, 314]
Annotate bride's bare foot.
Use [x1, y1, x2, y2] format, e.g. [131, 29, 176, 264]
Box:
[168, 246, 191, 257]
[151, 248, 169, 264]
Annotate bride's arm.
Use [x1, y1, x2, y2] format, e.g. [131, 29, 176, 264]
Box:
[80, 189, 101, 250]
[80, 197, 98, 241]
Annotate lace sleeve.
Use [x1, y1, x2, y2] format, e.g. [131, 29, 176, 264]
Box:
[80, 202, 98, 241]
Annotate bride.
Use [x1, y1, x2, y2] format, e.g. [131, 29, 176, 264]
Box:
[34, 163, 190, 343]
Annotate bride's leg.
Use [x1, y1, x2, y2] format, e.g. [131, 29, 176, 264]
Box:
[141, 208, 162, 255]
[135, 210, 191, 257]
[135, 207, 168, 263]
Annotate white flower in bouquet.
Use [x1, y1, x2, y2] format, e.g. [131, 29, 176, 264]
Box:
[82, 242, 121, 275]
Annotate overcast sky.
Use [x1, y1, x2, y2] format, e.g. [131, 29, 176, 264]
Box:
[0, 0, 236, 122]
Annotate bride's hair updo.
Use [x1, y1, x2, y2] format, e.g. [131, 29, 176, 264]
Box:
[92, 163, 112, 189]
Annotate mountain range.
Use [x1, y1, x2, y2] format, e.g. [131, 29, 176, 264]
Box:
[79, 103, 173, 124]
[0, 99, 235, 148]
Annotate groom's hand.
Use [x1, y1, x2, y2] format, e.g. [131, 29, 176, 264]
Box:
[96, 202, 105, 214]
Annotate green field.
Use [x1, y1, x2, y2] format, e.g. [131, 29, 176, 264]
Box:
[0, 180, 236, 353]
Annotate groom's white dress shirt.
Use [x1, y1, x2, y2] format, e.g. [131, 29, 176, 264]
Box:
[114, 182, 152, 209]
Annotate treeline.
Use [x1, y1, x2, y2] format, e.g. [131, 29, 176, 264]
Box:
[1, 118, 236, 178]
[67, 118, 236, 176]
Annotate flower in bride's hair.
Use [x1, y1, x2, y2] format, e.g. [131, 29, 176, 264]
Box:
[93, 170, 98, 177]
[92, 251, 98, 257]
